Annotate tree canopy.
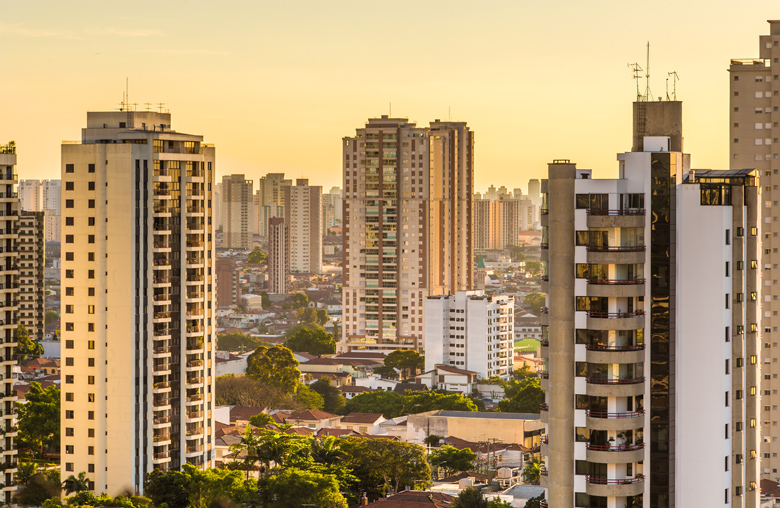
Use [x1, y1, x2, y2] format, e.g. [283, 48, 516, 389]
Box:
[429, 446, 477, 477]
[345, 390, 478, 419]
[16, 381, 60, 458]
[497, 377, 544, 413]
[217, 331, 263, 352]
[284, 323, 336, 356]
[216, 374, 316, 411]
[247, 248, 268, 265]
[384, 350, 424, 379]
[246, 345, 301, 393]
[310, 377, 346, 414]
[16, 324, 43, 360]
[45, 311, 59, 324]
[524, 260, 542, 277]
[523, 292, 545, 316]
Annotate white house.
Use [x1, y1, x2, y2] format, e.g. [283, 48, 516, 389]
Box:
[415, 365, 479, 394]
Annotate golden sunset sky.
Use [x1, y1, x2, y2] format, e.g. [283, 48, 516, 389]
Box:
[1, 1, 777, 193]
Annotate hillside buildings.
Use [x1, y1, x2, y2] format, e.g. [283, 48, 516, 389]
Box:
[268, 217, 289, 294]
[284, 179, 322, 274]
[221, 174, 253, 250]
[730, 20, 780, 479]
[19, 211, 45, 340]
[424, 290, 514, 380]
[341, 116, 473, 352]
[541, 101, 761, 508]
[60, 111, 215, 494]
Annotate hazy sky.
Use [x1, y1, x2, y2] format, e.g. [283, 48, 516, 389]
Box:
[1, 1, 776, 193]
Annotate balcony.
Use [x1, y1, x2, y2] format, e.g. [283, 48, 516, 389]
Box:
[586, 209, 645, 228]
[585, 377, 645, 397]
[585, 343, 645, 364]
[585, 476, 644, 497]
[186, 376, 204, 386]
[586, 278, 645, 298]
[585, 443, 645, 464]
[586, 245, 645, 265]
[152, 381, 171, 394]
[540, 403, 548, 424]
[586, 311, 645, 331]
[585, 410, 645, 431]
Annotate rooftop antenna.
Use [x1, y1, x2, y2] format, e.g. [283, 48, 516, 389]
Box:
[668, 71, 680, 101]
[145, 103, 153, 112]
[449, 106, 451, 121]
[157, 103, 166, 113]
[126, 78, 129, 110]
[389, 102, 392, 117]
[628, 62, 644, 101]
[645, 41, 653, 101]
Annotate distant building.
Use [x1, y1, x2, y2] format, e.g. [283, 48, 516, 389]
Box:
[19, 211, 45, 340]
[215, 258, 241, 308]
[221, 174, 253, 250]
[255, 173, 291, 237]
[424, 290, 514, 380]
[473, 193, 535, 254]
[284, 179, 322, 274]
[19, 179, 60, 242]
[268, 217, 289, 294]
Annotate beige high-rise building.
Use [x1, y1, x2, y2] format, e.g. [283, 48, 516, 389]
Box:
[221, 174, 253, 250]
[284, 179, 322, 274]
[341, 116, 473, 352]
[0, 142, 21, 504]
[255, 173, 292, 237]
[473, 194, 535, 254]
[19, 211, 45, 340]
[60, 111, 216, 495]
[730, 20, 780, 479]
[268, 217, 289, 294]
[19, 180, 60, 242]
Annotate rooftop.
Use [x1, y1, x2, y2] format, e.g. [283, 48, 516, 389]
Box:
[433, 410, 541, 421]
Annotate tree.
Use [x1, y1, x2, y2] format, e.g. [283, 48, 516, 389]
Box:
[341, 437, 431, 498]
[487, 499, 514, 508]
[525, 260, 542, 277]
[523, 293, 545, 316]
[344, 391, 405, 419]
[217, 331, 263, 352]
[248, 413, 274, 428]
[372, 365, 399, 380]
[498, 377, 545, 414]
[316, 309, 329, 325]
[284, 323, 336, 356]
[401, 391, 478, 414]
[423, 435, 443, 447]
[44, 311, 59, 324]
[429, 446, 477, 477]
[261, 291, 272, 309]
[506, 245, 526, 262]
[62, 472, 90, 495]
[16, 324, 43, 360]
[310, 436, 346, 466]
[385, 350, 424, 379]
[266, 467, 347, 508]
[522, 456, 543, 485]
[16, 470, 61, 506]
[16, 381, 60, 458]
[512, 364, 536, 381]
[296, 307, 319, 324]
[310, 377, 346, 414]
[523, 494, 545, 508]
[290, 292, 309, 309]
[246, 345, 301, 394]
[144, 469, 191, 508]
[452, 487, 487, 508]
[216, 374, 306, 410]
[296, 384, 325, 410]
[15, 461, 37, 486]
[247, 248, 267, 265]
[182, 464, 247, 508]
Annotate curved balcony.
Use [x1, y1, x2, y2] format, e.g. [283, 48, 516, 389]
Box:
[186, 376, 205, 387]
[186, 410, 204, 422]
[152, 381, 171, 394]
[586, 311, 645, 331]
[586, 209, 645, 228]
[585, 344, 645, 364]
[586, 278, 645, 298]
[585, 476, 644, 497]
[153, 241, 172, 253]
[186, 444, 204, 457]
[539, 468, 548, 488]
[586, 410, 645, 431]
[540, 403, 548, 424]
[152, 415, 171, 429]
[186, 359, 204, 371]
[186, 393, 203, 405]
[586, 443, 645, 464]
[586, 246, 645, 265]
[585, 377, 645, 397]
[152, 450, 172, 464]
[153, 311, 172, 324]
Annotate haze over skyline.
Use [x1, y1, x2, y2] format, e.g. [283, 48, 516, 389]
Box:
[1, 1, 776, 192]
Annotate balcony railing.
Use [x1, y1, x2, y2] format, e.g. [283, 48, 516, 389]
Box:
[585, 344, 645, 351]
[586, 208, 645, 216]
[586, 245, 645, 252]
[540, 372, 549, 379]
[586, 410, 645, 419]
[586, 476, 643, 485]
[587, 278, 645, 285]
[585, 443, 644, 452]
[586, 377, 645, 385]
[540, 403, 549, 411]
[586, 311, 645, 319]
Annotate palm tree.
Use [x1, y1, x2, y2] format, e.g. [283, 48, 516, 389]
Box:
[522, 456, 543, 485]
[62, 472, 90, 495]
[310, 436, 345, 465]
[14, 461, 36, 486]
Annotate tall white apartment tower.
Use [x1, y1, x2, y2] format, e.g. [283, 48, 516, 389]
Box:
[0, 142, 20, 504]
[284, 179, 322, 274]
[60, 111, 216, 495]
[221, 174, 253, 250]
[730, 20, 780, 478]
[341, 116, 473, 352]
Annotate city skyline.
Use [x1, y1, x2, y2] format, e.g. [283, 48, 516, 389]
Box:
[1, 1, 777, 192]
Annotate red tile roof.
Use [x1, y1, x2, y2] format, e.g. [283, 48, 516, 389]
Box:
[359, 491, 455, 507]
[229, 406, 267, 423]
[341, 413, 385, 425]
[286, 409, 341, 422]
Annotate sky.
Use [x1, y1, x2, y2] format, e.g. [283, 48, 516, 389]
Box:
[0, 1, 777, 193]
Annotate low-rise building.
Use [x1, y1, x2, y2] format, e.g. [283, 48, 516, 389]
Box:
[339, 413, 386, 435]
[284, 409, 342, 430]
[415, 365, 479, 393]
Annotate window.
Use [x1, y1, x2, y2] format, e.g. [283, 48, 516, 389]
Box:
[65, 358, 73, 366]
[726, 391, 730, 406]
[737, 227, 744, 237]
[88, 217, 95, 226]
[88, 270, 95, 279]
[88, 164, 95, 173]
[726, 424, 729, 439]
[66, 270, 74, 278]
[65, 252, 73, 261]
[66, 340, 74, 349]
[65, 428, 74, 437]
[88, 182, 95, 191]
[66, 199, 74, 208]
[88, 199, 95, 208]
[65, 305, 73, 314]
[88, 305, 95, 314]
[65, 287, 74, 296]
[752, 227, 758, 236]
[65, 392, 73, 401]
[726, 262, 730, 277]
[66, 217, 74, 226]
[726, 359, 730, 374]
[65, 323, 74, 331]
[65, 375, 73, 384]
[726, 229, 731, 245]
[725, 456, 729, 471]
[88, 411, 94, 420]
[88, 252, 94, 261]
[88, 235, 95, 243]
[88, 340, 95, 350]
[65, 164, 74, 173]
[726, 294, 730, 309]
[88, 394, 95, 402]
[65, 182, 74, 191]
[65, 235, 74, 244]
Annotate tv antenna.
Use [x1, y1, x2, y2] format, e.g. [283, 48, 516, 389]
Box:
[668, 71, 680, 101]
[627, 62, 644, 101]
[644, 41, 653, 101]
[157, 103, 167, 113]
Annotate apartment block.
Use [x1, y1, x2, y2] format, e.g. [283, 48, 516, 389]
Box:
[19, 179, 60, 242]
[473, 193, 535, 254]
[322, 186, 342, 236]
[60, 111, 215, 495]
[254, 173, 291, 237]
[221, 174, 253, 250]
[541, 101, 761, 508]
[0, 142, 21, 503]
[268, 217, 289, 294]
[341, 116, 473, 352]
[215, 258, 241, 308]
[18, 211, 45, 340]
[284, 179, 322, 274]
[424, 290, 514, 380]
[730, 20, 780, 478]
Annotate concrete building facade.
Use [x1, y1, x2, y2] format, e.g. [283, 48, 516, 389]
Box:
[221, 174, 253, 250]
[473, 194, 535, 254]
[255, 173, 291, 237]
[283, 179, 322, 274]
[541, 102, 761, 508]
[341, 116, 474, 352]
[424, 290, 514, 380]
[60, 111, 216, 495]
[215, 258, 241, 308]
[19, 211, 45, 340]
[268, 217, 289, 294]
[19, 179, 61, 242]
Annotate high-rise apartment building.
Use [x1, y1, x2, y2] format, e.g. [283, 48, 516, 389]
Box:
[60, 111, 215, 494]
[214, 182, 221, 232]
[255, 173, 291, 237]
[19, 180, 61, 242]
[0, 142, 21, 503]
[341, 116, 473, 352]
[221, 174, 253, 250]
[730, 21, 780, 478]
[541, 102, 761, 508]
[284, 179, 322, 274]
[268, 217, 289, 294]
[19, 211, 45, 340]
[215, 258, 241, 308]
[473, 193, 535, 254]
[322, 186, 343, 237]
[424, 290, 514, 380]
